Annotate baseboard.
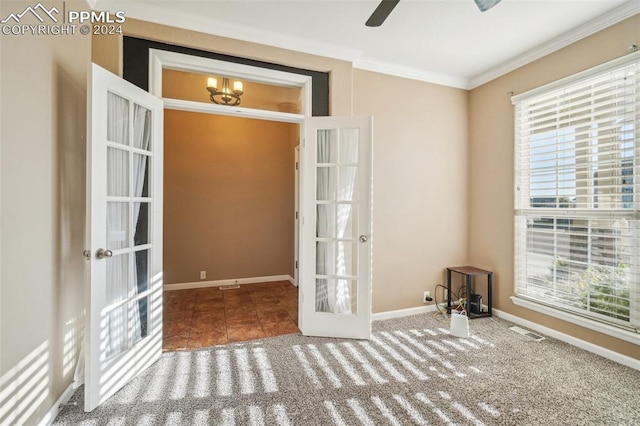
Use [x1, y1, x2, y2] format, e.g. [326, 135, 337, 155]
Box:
[493, 309, 640, 372]
[372, 304, 438, 321]
[287, 275, 296, 286]
[38, 383, 76, 426]
[164, 275, 292, 291]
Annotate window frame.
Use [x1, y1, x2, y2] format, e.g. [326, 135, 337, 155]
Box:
[511, 51, 640, 343]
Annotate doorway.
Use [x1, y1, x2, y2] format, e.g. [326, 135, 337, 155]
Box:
[148, 49, 310, 350]
[147, 48, 373, 342]
[162, 111, 301, 350]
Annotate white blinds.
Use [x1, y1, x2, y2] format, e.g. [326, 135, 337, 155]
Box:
[513, 54, 640, 331]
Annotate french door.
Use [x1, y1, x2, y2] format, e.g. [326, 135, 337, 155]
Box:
[85, 61, 372, 412]
[85, 63, 164, 412]
[300, 116, 373, 339]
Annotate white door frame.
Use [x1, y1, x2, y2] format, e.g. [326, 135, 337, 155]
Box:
[149, 49, 312, 122]
[148, 48, 311, 320]
[294, 145, 300, 287]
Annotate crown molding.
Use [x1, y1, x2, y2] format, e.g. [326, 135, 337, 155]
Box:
[95, 0, 640, 92]
[353, 58, 470, 90]
[96, 0, 468, 88]
[95, 0, 361, 64]
[469, 0, 640, 89]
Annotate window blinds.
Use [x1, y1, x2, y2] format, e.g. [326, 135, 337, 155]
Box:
[513, 53, 640, 331]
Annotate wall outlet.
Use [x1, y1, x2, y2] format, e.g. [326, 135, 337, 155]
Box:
[423, 291, 433, 304]
[200, 271, 206, 280]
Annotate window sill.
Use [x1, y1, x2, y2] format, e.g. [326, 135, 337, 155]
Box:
[510, 296, 639, 345]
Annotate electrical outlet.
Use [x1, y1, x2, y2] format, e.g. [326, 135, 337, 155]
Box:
[200, 271, 206, 280]
[423, 291, 433, 304]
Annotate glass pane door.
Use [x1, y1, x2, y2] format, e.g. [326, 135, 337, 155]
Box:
[104, 93, 153, 359]
[86, 63, 163, 412]
[301, 116, 372, 340]
[315, 128, 360, 315]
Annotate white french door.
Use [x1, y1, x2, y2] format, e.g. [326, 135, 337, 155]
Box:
[300, 116, 373, 339]
[85, 63, 164, 412]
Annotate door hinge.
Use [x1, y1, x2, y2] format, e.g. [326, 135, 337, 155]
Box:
[82, 250, 91, 260]
[295, 162, 299, 170]
[295, 211, 298, 219]
[295, 260, 298, 269]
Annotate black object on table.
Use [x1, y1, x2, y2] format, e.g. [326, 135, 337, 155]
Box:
[446, 266, 493, 318]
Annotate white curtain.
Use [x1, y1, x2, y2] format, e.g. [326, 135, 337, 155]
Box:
[131, 104, 151, 341]
[316, 129, 358, 314]
[133, 105, 151, 342]
[316, 130, 333, 312]
[105, 94, 150, 358]
[335, 131, 357, 314]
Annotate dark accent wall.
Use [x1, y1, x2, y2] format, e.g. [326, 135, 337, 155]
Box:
[123, 36, 329, 116]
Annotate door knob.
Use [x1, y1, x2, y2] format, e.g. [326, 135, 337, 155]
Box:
[359, 235, 368, 243]
[96, 248, 113, 259]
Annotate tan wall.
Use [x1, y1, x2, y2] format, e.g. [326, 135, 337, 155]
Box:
[468, 15, 640, 360]
[0, 1, 90, 423]
[353, 70, 469, 312]
[164, 111, 297, 283]
[97, 15, 637, 355]
[104, 20, 470, 312]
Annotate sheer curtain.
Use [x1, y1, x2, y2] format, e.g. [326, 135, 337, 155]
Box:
[334, 131, 357, 314]
[105, 94, 149, 358]
[316, 130, 333, 312]
[131, 104, 151, 341]
[315, 129, 358, 314]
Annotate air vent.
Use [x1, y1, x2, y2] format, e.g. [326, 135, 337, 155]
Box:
[509, 326, 545, 341]
[219, 284, 240, 290]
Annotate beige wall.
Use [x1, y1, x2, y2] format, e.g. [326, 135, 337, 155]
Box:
[353, 70, 469, 312]
[105, 21, 471, 312]
[0, 1, 90, 423]
[468, 15, 640, 360]
[164, 111, 297, 283]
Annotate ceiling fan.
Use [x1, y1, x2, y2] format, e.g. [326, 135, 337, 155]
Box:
[365, 0, 503, 27]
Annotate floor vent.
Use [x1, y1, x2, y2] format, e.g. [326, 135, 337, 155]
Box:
[509, 326, 545, 341]
[219, 284, 240, 290]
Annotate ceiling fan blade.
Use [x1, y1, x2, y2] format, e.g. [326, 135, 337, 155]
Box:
[473, 0, 502, 12]
[365, 0, 400, 27]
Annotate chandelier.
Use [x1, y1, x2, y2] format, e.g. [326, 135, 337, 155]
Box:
[206, 77, 244, 106]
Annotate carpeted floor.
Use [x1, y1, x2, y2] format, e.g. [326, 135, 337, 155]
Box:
[54, 314, 640, 425]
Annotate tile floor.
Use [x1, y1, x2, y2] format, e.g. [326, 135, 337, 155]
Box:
[162, 281, 299, 351]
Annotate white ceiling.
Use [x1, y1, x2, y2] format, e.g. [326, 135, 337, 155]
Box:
[96, 0, 640, 89]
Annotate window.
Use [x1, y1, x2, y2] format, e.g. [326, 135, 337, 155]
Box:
[513, 54, 640, 335]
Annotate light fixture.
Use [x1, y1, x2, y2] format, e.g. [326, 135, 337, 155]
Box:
[206, 77, 244, 106]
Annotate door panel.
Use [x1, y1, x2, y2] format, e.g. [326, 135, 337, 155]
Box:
[300, 116, 372, 339]
[85, 63, 163, 411]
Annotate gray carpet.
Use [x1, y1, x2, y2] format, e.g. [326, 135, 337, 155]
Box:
[54, 315, 640, 425]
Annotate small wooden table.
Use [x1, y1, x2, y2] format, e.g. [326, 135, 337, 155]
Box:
[446, 266, 493, 318]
